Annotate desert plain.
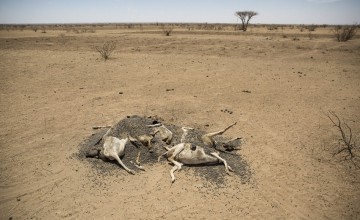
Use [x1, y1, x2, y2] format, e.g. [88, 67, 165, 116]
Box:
[0, 24, 359, 219]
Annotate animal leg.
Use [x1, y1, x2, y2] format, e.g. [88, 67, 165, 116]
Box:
[205, 122, 237, 138]
[135, 152, 145, 171]
[157, 146, 174, 162]
[165, 143, 185, 170]
[210, 152, 234, 175]
[158, 151, 167, 162]
[102, 126, 114, 140]
[159, 143, 185, 162]
[167, 158, 183, 171]
[111, 152, 136, 175]
[170, 164, 181, 183]
[201, 122, 237, 146]
[158, 143, 185, 182]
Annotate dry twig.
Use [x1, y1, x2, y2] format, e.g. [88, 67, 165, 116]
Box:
[326, 111, 358, 162]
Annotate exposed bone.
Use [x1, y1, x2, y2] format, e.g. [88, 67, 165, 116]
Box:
[147, 123, 162, 127]
[152, 125, 173, 144]
[134, 152, 145, 170]
[128, 134, 142, 148]
[134, 164, 145, 171]
[159, 143, 234, 183]
[201, 122, 237, 147]
[87, 118, 240, 180]
[137, 134, 154, 152]
[102, 126, 114, 141]
[92, 125, 112, 129]
[136, 152, 141, 165]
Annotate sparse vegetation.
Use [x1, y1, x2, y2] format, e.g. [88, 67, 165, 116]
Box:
[326, 111, 358, 166]
[81, 28, 96, 33]
[32, 26, 38, 32]
[162, 26, 173, 36]
[308, 31, 313, 40]
[333, 25, 357, 42]
[235, 11, 258, 32]
[306, 24, 316, 32]
[267, 25, 278, 31]
[2, 20, 360, 220]
[95, 41, 116, 61]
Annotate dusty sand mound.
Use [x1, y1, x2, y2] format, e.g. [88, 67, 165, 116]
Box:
[78, 115, 251, 185]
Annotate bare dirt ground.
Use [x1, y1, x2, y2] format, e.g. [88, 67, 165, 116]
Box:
[0, 25, 360, 219]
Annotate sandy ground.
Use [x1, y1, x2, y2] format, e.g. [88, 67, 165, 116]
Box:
[0, 26, 360, 219]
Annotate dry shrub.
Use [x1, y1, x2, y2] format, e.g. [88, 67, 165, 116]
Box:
[80, 28, 96, 33]
[267, 25, 278, 31]
[32, 26, 38, 32]
[95, 41, 116, 61]
[41, 26, 46, 33]
[306, 25, 316, 31]
[333, 25, 357, 42]
[162, 26, 173, 36]
[326, 111, 359, 167]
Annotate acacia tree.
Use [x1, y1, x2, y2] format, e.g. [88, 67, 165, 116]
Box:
[235, 11, 258, 31]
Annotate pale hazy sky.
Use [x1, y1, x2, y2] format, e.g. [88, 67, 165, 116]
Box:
[0, 0, 359, 24]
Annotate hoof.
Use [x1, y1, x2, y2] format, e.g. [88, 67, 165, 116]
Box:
[128, 170, 136, 175]
[228, 166, 234, 172]
[226, 170, 232, 176]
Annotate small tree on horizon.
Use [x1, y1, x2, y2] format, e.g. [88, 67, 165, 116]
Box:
[235, 11, 258, 32]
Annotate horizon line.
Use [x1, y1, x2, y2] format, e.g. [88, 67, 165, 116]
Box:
[0, 21, 357, 26]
